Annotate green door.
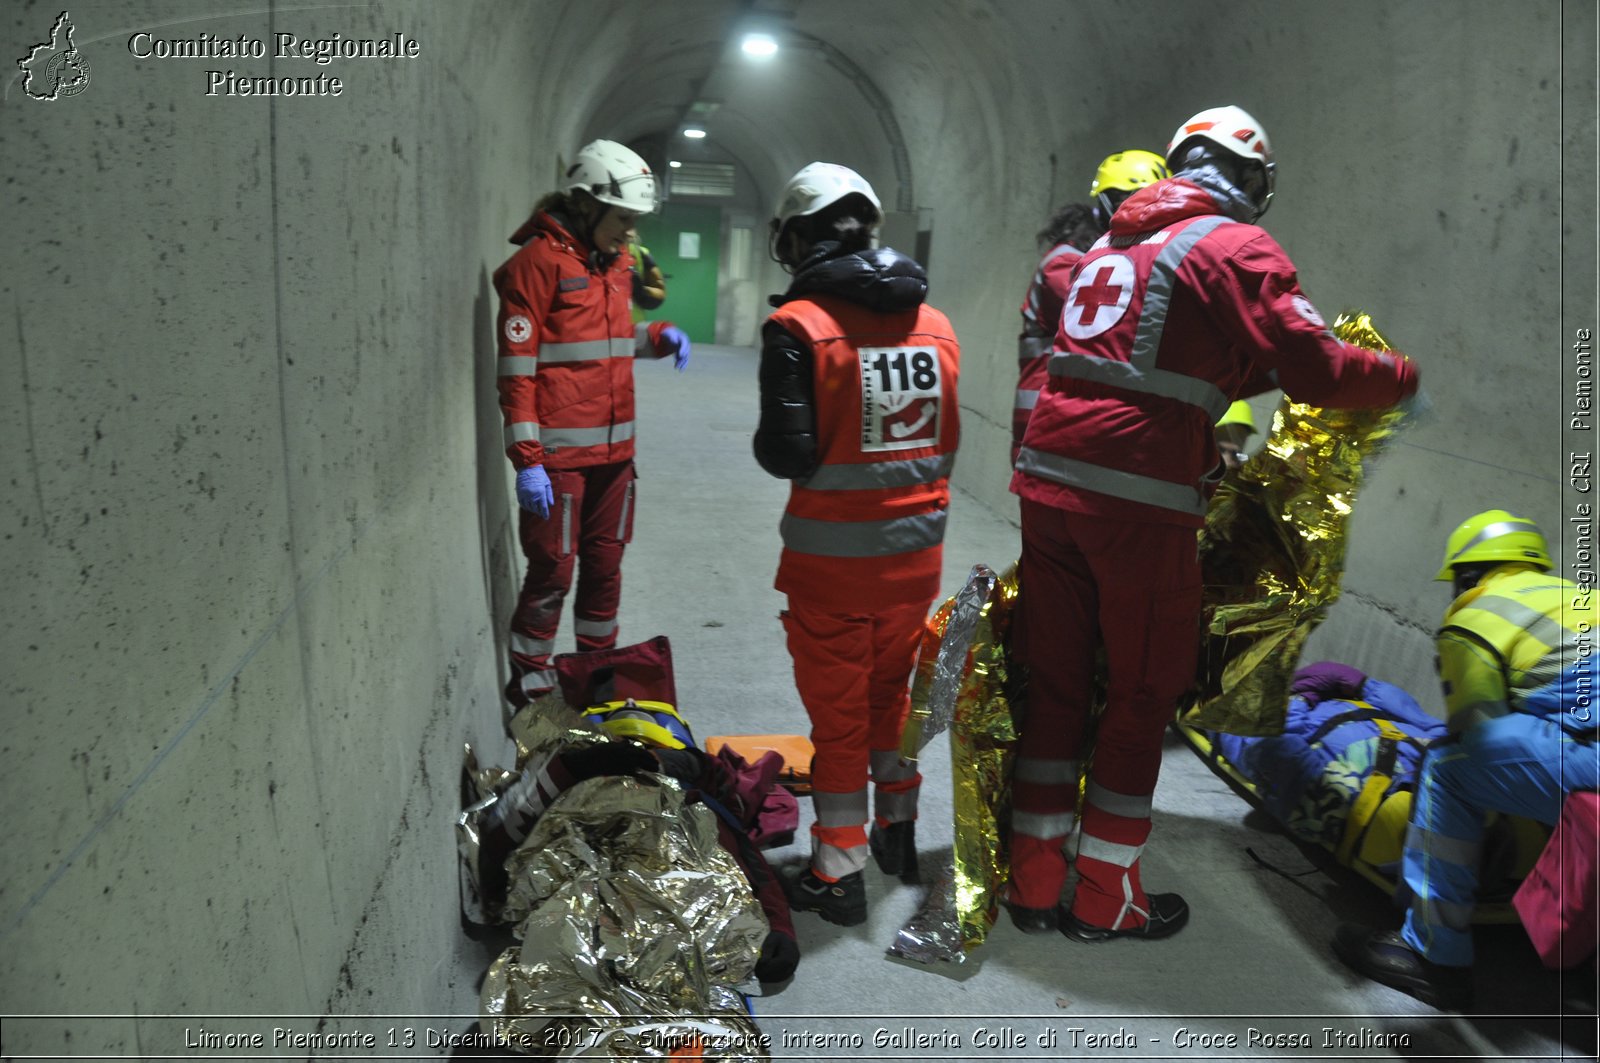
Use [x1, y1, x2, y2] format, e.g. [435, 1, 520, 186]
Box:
[637, 202, 719, 343]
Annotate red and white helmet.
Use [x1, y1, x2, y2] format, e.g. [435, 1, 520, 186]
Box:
[566, 139, 657, 214]
[1165, 105, 1276, 218]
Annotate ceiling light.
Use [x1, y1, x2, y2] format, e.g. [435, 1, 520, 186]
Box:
[668, 160, 682, 168]
[682, 127, 707, 140]
[740, 33, 778, 58]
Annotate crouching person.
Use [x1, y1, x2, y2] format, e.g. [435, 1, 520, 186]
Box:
[1335, 511, 1600, 1009]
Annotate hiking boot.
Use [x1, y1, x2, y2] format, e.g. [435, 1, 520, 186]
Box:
[1003, 899, 1061, 935]
[1332, 925, 1474, 1011]
[787, 868, 868, 927]
[869, 820, 919, 881]
[1062, 892, 1189, 942]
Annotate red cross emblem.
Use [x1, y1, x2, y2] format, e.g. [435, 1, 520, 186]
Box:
[504, 315, 532, 344]
[1062, 254, 1135, 340]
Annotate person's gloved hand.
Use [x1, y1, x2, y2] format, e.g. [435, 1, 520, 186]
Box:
[515, 466, 553, 519]
[659, 326, 691, 371]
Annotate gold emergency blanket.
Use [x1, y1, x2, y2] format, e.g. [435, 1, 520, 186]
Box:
[890, 312, 1412, 962]
[472, 701, 770, 1059]
[892, 565, 1021, 964]
[1185, 311, 1414, 735]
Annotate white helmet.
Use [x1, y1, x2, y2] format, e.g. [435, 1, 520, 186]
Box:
[770, 162, 882, 242]
[566, 139, 657, 214]
[1165, 105, 1276, 219]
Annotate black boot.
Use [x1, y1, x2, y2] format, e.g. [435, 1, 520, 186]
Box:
[1062, 893, 1189, 942]
[787, 867, 868, 927]
[869, 820, 919, 881]
[1332, 925, 1474, 1011]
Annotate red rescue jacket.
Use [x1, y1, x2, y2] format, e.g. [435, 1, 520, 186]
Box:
[1013, 178, 1415, 527]
[1014, 241, 1085, 454]
[767, 297, 961, 612]
[494, 210, 671, 471]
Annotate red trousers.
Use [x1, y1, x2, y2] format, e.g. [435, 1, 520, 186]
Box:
[1010, 499, 1200, 927]
[783, 599, 926, 878]
[505, 461, 637, 707]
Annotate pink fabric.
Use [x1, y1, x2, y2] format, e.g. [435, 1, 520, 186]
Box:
[1514, 790, 1599, 969]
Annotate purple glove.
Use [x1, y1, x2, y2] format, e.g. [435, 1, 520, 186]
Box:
[1289, 661, 1368, 706]
[515, 466, 553, 519]
[659, 325, 691, 371]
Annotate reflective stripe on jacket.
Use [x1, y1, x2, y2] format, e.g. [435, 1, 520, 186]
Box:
[1012, 178, 1412, 527]
[494, 211, 669, 471]
[1438, 565, 1593, 734]
[767, 296, 960, 612]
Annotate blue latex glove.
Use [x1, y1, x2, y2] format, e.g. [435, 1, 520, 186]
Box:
[659, 326, 691, 372]
[515, 466, 553, 519]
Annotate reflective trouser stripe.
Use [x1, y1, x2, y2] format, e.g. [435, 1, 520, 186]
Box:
[616, 481, 634, 538]
[1014, 757, 1079, 783]
[812, 788, 870, 878]
[1015, 388, 1039, 412]
[559, 494, 573, 555]
[510, 633, 554, 657]
[1015, 446, 1207, 517]
[870, 749, 920, 824]
[780, 509, 947, 557]
[1077, 833, 1144, 868]
[539, 337, 633, 363]
[798, 453, 954, 491]
[1012, 810, 1077, 839]
[518, 668, 556, 695]
[573, 616, 618, 639]
[1084, 781, 1153, 819]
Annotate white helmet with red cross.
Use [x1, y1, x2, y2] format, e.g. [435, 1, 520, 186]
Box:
[1165, 105, 1276, 220]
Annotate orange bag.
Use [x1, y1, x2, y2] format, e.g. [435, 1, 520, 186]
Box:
[705, 734, 814, 794]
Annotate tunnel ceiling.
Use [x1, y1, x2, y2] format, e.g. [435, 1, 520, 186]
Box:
[583, 0, 913, 220]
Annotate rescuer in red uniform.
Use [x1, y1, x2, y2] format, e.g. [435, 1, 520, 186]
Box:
[494, 140, 690, 709]
[1006, 106, 1420, 940]
[754, 162, 961, 926]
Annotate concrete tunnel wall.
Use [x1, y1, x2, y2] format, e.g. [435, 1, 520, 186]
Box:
[1, 0, 1593, 1047]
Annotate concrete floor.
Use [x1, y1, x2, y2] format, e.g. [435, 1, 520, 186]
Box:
[454, 344, 1595, 1062]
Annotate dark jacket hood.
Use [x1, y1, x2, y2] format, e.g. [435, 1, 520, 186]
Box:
[771, 243, 928, 312]
[1110, 178, 1238, 237]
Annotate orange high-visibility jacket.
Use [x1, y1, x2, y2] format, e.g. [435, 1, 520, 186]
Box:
[494, 210, 671, 471]
[766, 297, 961, 612]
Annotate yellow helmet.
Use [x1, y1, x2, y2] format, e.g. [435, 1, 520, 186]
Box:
[1434, 509, 1552, 581]
[1088, 150, 1171, 200]
[1215, 400, 1257, 435]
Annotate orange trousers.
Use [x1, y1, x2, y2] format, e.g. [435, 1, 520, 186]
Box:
[782, 599, 926, 878]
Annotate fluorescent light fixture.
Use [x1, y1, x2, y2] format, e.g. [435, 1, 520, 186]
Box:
[740, 32, 778, 58]
[668, 160, 682, 168]
[682, 127, 707, 140]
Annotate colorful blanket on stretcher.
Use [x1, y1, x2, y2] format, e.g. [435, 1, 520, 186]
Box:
[1179, 661, 1549, 919]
